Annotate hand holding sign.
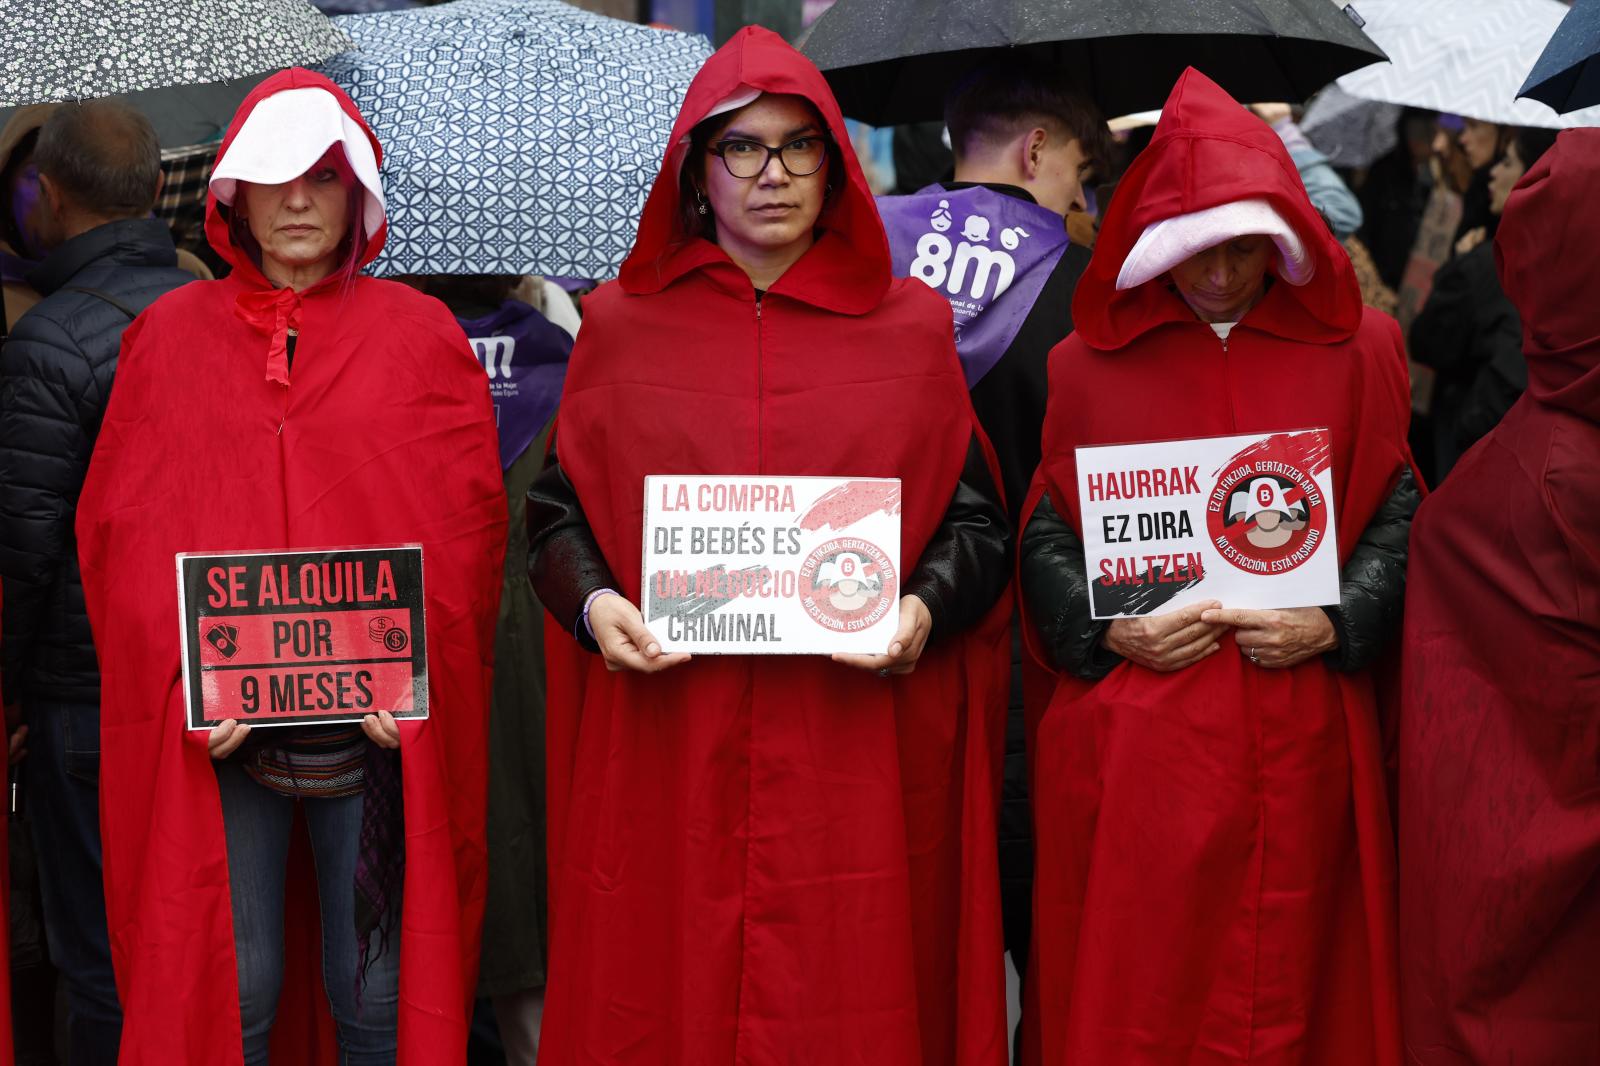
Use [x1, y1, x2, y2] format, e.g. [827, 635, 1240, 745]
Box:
[590, 593, 692, 674]
[1104, 600, 1225, 673]
[1200, 606, 1338, 669]
[831, 594, 932, 676]
[362, 710, 402, 748]
[208, 718, 252, 759]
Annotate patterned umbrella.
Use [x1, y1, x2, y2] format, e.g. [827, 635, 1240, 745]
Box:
[1520, 0, 1600, 114]
[318, 0, 711, 279]
[0, 0, 352, 107]
[1335, 0, 1600, 128]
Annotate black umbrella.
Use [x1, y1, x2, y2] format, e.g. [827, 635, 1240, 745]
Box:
[1520, 0, 1600, 114]
[802, 0, 1388, 126]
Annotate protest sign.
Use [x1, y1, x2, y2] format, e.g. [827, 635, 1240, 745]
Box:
[178, 545, 428, 730]
[1076, 429, 1340, 619]
[642, 476, 903, 655]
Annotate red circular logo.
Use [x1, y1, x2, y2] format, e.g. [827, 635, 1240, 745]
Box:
[798, 537, 898, 633]
[1206, 460, 1329, 575]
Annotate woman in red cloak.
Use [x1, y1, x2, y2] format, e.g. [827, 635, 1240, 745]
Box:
[1399, 128, 1600, 1064]
[74, 69, 505, 1065]
[1018, 69, 1417, 1065]
[528, 26, 1013, 1066]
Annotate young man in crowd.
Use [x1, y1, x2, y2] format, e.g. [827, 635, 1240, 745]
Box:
[877, 63, 1110, 1054]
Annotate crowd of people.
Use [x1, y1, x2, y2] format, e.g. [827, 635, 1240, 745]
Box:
[0, 18, 1594, 1066]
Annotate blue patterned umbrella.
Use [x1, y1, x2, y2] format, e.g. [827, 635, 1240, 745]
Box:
[1520, 0, 1600, 114]
[317, 0, 711, 278]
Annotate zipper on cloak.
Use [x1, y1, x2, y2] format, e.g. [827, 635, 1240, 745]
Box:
[754, 294, 764, 473]
[1215, 325, 1239, 430]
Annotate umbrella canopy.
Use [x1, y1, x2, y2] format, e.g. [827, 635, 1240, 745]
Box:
[1520, 0, 1600, 114]
[0, 0, 352, 107]
[1300, 82, 1402, 167]
[317, 0, 711, 279]
[0, 75, 265, 151]
[1336, 0, 1600, 127]
[800, 0, 1387, 126]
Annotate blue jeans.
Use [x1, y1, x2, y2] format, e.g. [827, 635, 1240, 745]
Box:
[24, 700, 122, 1066]
[215, 760, 400, 1066]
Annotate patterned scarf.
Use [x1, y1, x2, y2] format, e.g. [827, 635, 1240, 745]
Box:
[354, 743, 404, 996]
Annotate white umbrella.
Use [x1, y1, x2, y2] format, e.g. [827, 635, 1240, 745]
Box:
[0, 0, 352, 107]
[1334, 0, 1600, 127]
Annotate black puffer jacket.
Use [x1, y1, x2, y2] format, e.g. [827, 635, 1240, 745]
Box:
[1022, 468, 1420, 679]
[0, 218, 193, 704]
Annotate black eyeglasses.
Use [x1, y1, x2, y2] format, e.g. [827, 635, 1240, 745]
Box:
[707, 136, 828, 179]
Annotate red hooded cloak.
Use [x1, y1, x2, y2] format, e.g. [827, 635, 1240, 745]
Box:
[540, 26, 1009, 1066]
[1399, 129, 1600, 1064]
[74, 69, 506, 1066]
[1021, 69, 1409, 1065]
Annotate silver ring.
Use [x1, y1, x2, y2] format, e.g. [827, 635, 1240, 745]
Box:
[878, 667, 891, 678]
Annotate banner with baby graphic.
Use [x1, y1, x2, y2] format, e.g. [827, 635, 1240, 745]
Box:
[878, 184, 1070, 385]
[1076, 429, 1341, 619]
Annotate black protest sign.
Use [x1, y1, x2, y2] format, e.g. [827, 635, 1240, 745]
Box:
[178, 545, 428, 730]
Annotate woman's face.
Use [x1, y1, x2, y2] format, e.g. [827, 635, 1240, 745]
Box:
[700, 94, 829, 264]
[1168, 235, 1275, 324]
[238, 148, 353, 286]
[1488, 139, 1525, 216]
[1458, 118, 1501, 170]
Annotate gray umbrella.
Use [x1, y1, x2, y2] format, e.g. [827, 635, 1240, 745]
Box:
[0, 0, 352, 107]
[802, 0, 1388, 125]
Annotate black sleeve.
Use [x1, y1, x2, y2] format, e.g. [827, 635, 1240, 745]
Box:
[525, 453, 617, 654]
[1019, 491, 1123, 680]
[1408, 247, 1490, 375]
[900, 433, 1012, 643]
[1454, 301, 1527, 451]
[0, 318, 94, 696]
[1320, 468, 1420, 673]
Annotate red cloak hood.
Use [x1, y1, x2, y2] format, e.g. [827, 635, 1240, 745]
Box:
[617, 24, 890, 314]
[1074, 68, 1363, 351]
[204, 67, 388, 286]
[1495, 127, 1600, 422]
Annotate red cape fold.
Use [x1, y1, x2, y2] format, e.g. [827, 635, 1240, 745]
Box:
[541, 26, 1008, 1066]
[1021, 69, 1407, 1065]
[75, 68, 506, 1066]
[1399, 129, 1600, 1064]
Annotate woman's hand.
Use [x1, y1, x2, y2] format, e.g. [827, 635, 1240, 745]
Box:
[589, 593, 692, 674]
[1103, 600, 1226, 673]
[362, 710, 401, 749]
[1456, 226, 1488, 256]
[1200, 607, 1338, 670]
[832, 595, 932, 677]
[208, 718, 252, 759]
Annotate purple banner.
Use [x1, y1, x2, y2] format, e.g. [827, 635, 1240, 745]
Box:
[878, 185, 1070, 387]
[457, 299, 573, 470]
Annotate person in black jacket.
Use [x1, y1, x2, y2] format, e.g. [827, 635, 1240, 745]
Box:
[1410, 125, 1559, 482]
[0, 99, 193, 1064]
[919, 66, 1108, 1044]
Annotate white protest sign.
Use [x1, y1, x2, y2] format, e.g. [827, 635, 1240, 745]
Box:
[642, 476, 903, 655]
[1075, 429, 1340, 619]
